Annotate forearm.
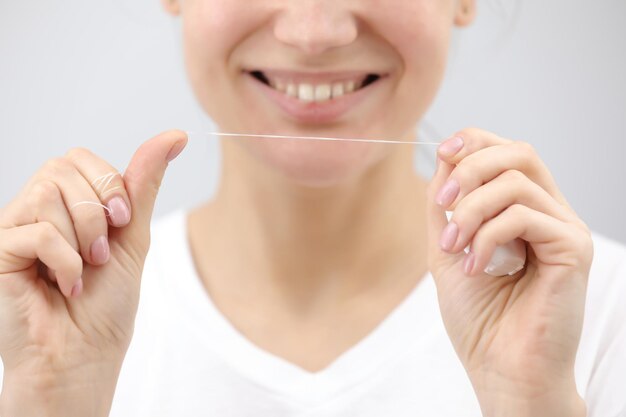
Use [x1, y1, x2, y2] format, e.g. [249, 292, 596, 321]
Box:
[0, 361, 122, 417]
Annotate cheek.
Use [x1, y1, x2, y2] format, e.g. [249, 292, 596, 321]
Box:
[374, 2, 453, 121]
[395, 21, 450, 84]
[379, 0, 454, 50]
[181, 0, 262, 118]
[183, 0, 254, 54]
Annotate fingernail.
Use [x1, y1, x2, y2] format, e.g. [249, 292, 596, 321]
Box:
[71, 278, 83, 297]
[439, 221, 459, 252]
[166, 140, 186, 163]
[107, 196, 130, 226]
[90, 235, 110, 265]
[436, 179, 460, 207]
[464, 252, 475, 275]
[439, 136, 464, 157]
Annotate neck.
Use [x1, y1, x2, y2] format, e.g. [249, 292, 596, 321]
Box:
[191, 138, 430, 306]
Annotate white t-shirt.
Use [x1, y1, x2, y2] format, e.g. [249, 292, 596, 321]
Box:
[108, 209, 626, 417]
[1, 209, 625, 416]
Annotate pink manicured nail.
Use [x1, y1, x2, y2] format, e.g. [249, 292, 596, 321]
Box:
[464, 252, 475, 275]
[71, 278, 83, 297]
[439, 221, 459, 251]
[436, 179, 460, 207]
[90, 235, 110, 265]
[107, 196, 130, 226]
[439, 136, 464, 156]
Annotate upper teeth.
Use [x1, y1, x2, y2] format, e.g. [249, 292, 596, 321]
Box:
[268, 78, 364, 102]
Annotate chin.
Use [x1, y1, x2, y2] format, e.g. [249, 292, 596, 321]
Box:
[242, 138, 388, 188]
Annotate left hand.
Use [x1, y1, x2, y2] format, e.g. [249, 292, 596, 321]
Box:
[426, 128, 593, 417]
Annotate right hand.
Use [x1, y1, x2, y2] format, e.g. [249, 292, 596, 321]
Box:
[0, 130, 187, 416]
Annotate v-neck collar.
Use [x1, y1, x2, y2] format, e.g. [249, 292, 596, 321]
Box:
[156, 208, 438, 406]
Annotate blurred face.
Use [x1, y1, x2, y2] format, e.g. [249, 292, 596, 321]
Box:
[164, 0, 474, 186]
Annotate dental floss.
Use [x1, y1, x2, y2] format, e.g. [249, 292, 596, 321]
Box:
[68, 172, 121, 215]
[92, 172, 119, 194]
[67, 133, 430, 218]
[185, 131, 443, 145]
[69, 200, 112, 215]
[67, 132, 527, 276]
[445, 211, 527, 277]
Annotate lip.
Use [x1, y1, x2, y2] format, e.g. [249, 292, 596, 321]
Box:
[244, 70, 388, 124]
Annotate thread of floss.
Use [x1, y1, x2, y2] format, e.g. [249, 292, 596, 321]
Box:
[68, 131, 441, 214]
[186, 131, 442, 146]
[69, 171, 123, 215]
[66, 132, 525, 277]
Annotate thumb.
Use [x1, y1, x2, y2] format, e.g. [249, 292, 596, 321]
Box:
[426, 157, 464, 281]
[117, 130, 188, 253]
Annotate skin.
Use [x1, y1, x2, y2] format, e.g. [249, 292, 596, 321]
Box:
[0, 1, 592, 416]
[179, 0, 470, 374]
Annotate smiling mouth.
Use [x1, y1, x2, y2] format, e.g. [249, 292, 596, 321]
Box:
[246, 70, 383, 104]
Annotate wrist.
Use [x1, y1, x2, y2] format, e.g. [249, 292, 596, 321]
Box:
[0, 359, 123, 417]
[469, 368, 586, 417]
[473, 381, 586, 417]
[476, 391, 586, 417]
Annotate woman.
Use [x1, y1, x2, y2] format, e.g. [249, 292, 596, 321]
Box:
[1, 0, 624, 416]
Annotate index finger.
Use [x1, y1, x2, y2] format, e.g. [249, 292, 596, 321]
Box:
[436, 127, 513, 164]
[436, 127, 570, 208]
[64, 147, 131, 228]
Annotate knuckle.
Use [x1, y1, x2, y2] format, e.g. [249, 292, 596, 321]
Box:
[65, 147, 93, 162]
[45, 157, 75, 177]
[454, 199, 480, 226]
[37, 222, 59, 245]
[30, 180, 61, 206]
[457, 126, 482, 139]
[569, 230, 594, 267]
[577, 219, 592, 236]
[507, 203, 527, 217]
[580, 234, 594, 257]
[500, 169, 527, 183]
[573, 226, 593, 250]
[513, 140, 537, 159]
[466, 198, 487, 219]
[471, 221, 491, 246]
[578, 235, 593, 254]
[454, 160, 477, 184]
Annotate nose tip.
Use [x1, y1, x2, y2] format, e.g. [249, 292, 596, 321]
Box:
[273, 4, 358, 55]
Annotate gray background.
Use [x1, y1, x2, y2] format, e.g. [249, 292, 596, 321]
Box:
[1, 0, 625, 243]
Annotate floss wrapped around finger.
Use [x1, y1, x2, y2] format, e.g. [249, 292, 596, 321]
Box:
[445, 211, 527, 277]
